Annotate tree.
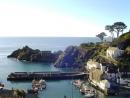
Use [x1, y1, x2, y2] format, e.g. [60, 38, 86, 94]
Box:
[113, 22, 127, 38]
[96, 32, 107, 42]
[105, 25, 114, 40]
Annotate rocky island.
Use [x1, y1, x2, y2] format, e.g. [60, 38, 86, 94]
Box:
[8, 46, 62, 63]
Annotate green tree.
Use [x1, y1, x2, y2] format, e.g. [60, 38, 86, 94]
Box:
[96, 32, 107, 42]
[113, 22, 127, 38]
[105, 25, 114, 40]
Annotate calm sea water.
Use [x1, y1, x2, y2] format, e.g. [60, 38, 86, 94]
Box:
[0, 37, 125, 98]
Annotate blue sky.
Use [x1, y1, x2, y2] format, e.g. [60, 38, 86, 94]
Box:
[0, 0, 129, 37]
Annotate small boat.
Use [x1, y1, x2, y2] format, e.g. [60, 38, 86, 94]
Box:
[85, 93, 95, 98]
[72, 80, 83, 88]
[0, 83, 4, 90]
[32, 79, 46, 91]
[80, 85, 90, 94]
[84, 89, 95, 98]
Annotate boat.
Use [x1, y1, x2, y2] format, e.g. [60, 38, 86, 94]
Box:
[80, 85, 90, 94]
[84, 89, 95, 98]
[72, 80, 83, 88]
[32, 79, 46, 91]
[0, 82, 4, 90]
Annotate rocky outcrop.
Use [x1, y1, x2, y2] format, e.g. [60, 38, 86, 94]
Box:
[54, 46, 96, 68]
[8, 46, 61, 63]
[118, 38, 130, 50]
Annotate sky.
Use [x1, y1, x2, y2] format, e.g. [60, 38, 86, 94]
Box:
[0, 0, 130, 37]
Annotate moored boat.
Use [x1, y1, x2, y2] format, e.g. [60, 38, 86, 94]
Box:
[80, 84, 90, 94]
[84, 89, 96, 98]
[72, 80, 83, 88]
[32, 79, 46, 91]
[0, 82, 4, 90]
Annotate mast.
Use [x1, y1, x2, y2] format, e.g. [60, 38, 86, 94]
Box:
[71, 77, 73, 98]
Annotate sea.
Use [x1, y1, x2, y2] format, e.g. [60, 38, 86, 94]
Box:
[0, 37, 126, 98]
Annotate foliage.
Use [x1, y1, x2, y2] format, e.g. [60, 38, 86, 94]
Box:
[111, 32, 130, 70]
[106, 22, 127, 38]
[96, 32, 107, 42]
[113, 22, 127, 37]
[111, 32, 130, 49]
[105, 25, 114, 39]
[80, 42, 95, 49]
[118, 31, 130, 41]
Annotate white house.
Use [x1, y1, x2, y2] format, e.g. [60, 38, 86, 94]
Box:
[106, 47, 124, 59]
[86, 59, 105, 72]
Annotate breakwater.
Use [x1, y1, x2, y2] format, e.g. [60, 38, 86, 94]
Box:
[7, 71, 88, 81]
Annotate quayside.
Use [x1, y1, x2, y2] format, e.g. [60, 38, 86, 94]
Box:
[7, 71, 88, 81]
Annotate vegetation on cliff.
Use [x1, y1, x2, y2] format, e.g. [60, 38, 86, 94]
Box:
[111, 31, 130, 69]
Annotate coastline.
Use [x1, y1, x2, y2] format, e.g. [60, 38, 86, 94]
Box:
[0, 37, 129, 98]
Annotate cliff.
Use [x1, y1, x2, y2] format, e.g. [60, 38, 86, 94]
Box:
[54, 46, 97, 68]
[8, 46, 61, 63]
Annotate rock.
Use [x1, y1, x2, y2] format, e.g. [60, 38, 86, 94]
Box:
[54, 46, 96, 68]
